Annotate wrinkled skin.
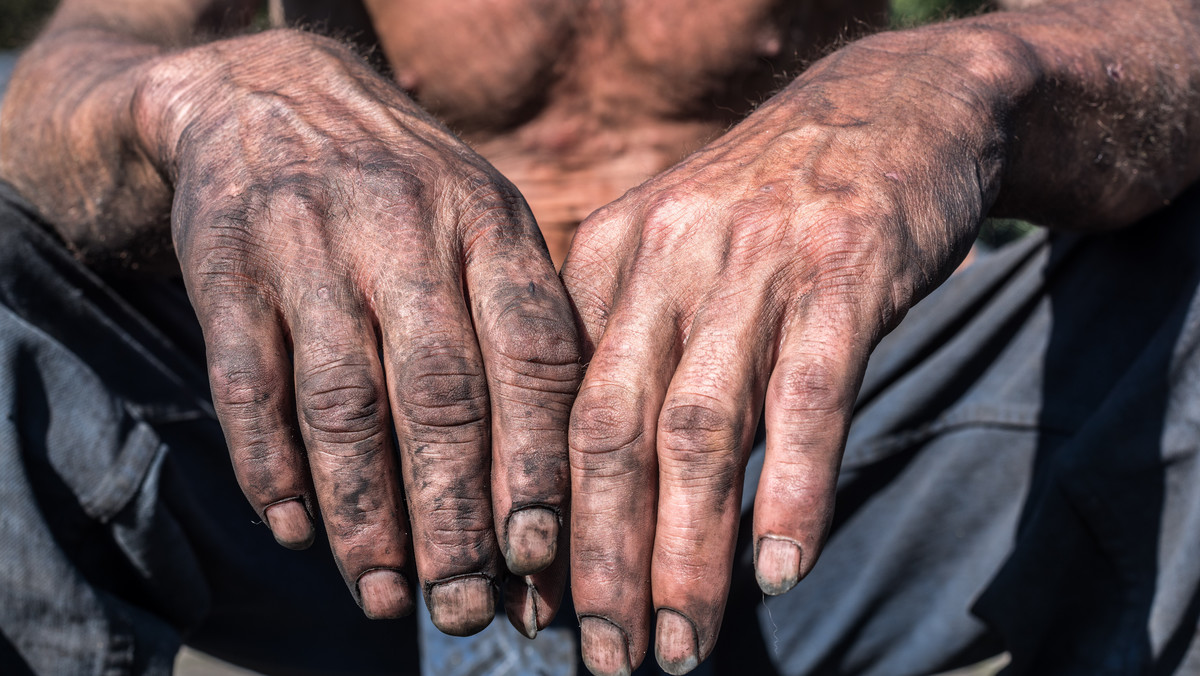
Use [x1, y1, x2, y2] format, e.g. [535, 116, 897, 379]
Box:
[136, 30, 582, 634]
[2, 0, 885, 642]
[4, 0, 1200, 674]
[558, 4, 1200, 669]
[560, 28, 1021, 673]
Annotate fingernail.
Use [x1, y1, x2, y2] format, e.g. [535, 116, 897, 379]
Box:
[505, 507, 559, 575]
[356, 569, 414, 619]
[264, 499, 314, 550]
[580, 616, 632, 676]
[755, 536, 802, 596]
[655, 608, 699, 675]
[504, 576, 540, 639]
[428, 575, 495, 636]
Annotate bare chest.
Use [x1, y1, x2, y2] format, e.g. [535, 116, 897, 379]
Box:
[279, 0, 885, 263]
[360, 0, 817, 130]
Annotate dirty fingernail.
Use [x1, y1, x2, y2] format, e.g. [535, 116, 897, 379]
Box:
[428, 575, 494, 636]
[506, 507, 559, 575]
[264, 499, 314, 550]
[755, 536, 802, 596]
[356, 569, 414, 619]
[655, 608, 699, 675]
[504, 576, 540, 639]
[580, 616, 632, 676]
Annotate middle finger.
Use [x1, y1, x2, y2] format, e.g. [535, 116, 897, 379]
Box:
[378, 266, 501, 637]
[650, 292, 770, 674]
[289, 281, 413, 620]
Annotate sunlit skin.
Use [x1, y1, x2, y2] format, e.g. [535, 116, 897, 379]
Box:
[2, 0, 1200, 673]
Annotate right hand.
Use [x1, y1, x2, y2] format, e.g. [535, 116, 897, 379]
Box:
[559, 25, 1025, 673]
[135, 30, 581, 636]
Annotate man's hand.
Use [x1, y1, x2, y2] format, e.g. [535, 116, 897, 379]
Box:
[2, 12, 581, 635]
[563, 0, 1200, 670]
[138, 31, 580, 634]
[561, 29, 1019, 670]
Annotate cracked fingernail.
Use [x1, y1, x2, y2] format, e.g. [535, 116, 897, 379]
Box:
[506, 507, 559, 575]
[755, 536, 802, 596]
[655, 608, 699, 675]
[356, 569, 414, 619]
[505, 576, 540, 639]
[428, 575, 494, 636]
[580, 616, 632, 676]
[264, 499, 314, 550]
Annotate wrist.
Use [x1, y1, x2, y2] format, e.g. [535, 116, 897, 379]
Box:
[132, 29, 379, 183]
[770, 23, 1042, 204]
[131, 40, 224, 185]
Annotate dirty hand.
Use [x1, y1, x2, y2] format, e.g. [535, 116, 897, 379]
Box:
[138, 30, 579, 635]
[562, 29, 1027, 675]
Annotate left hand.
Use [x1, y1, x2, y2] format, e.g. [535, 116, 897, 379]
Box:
[561, 28, 1028, 675]
[133, 30, 581, 634]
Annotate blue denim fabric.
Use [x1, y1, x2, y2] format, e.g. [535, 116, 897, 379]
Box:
[0, 51, 18, 100]
[0, 183, 420, 675]
[718, 187, 1200, 675]
[3, 173, 1200, 676]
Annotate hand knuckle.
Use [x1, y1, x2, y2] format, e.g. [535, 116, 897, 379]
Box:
[569, 383, 645, 460]
[799, 213, 882, 284]
[457, 177, 530, 234]
[559, 240, 620, 315]
[356, 161, 428, 204]
[574, 203, 627, 243]
[260, 173, 333, 218]
[398, 345, 489, 434]
[210, 358, 276, 409]
[641, 191, 697, 238]
[657, 396, 742, 469]
[327, 515, 393, 546]
[297, 362, 385, 442]
[726, 201, 788, 258]
[187, 223, 265, 292]
[489, 314, 581, 386]
[464, 180, 521, 216]
[772, 355, 849, 415]
[643, 189, 695, 221]
[489, 306, 576, 361]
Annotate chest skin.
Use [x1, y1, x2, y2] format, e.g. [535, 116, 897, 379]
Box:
[277, 0, 888, 264]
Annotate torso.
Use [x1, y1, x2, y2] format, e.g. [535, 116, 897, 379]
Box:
[278, 0, 888, 264]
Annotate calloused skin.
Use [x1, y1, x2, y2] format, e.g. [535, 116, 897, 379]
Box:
[3, 0, 1200, 674]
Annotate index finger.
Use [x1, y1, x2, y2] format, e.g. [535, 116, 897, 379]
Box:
[463, 200, 581, 572]
[289, 282, 415, 619]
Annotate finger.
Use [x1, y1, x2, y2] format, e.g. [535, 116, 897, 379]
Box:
[650, 299, 768, 675]
[379, 270, 499, 637]
[503, 520, 569, 639]
[570, 288, 679, 676]
[560, 205, 636, 355]
[289, 282, 413, 620]
[463, 203, 582, 578]
[753, 296, 869, 597]
[198, 290, 317, 550]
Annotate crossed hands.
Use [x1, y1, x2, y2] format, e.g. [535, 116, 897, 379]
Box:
[139, 29, 1010, 675]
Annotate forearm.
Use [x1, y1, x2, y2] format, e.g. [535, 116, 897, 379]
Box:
[0, 0, 257, 269]
[767, 0, 1200, 231]
[982, 0, 1200, 228]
